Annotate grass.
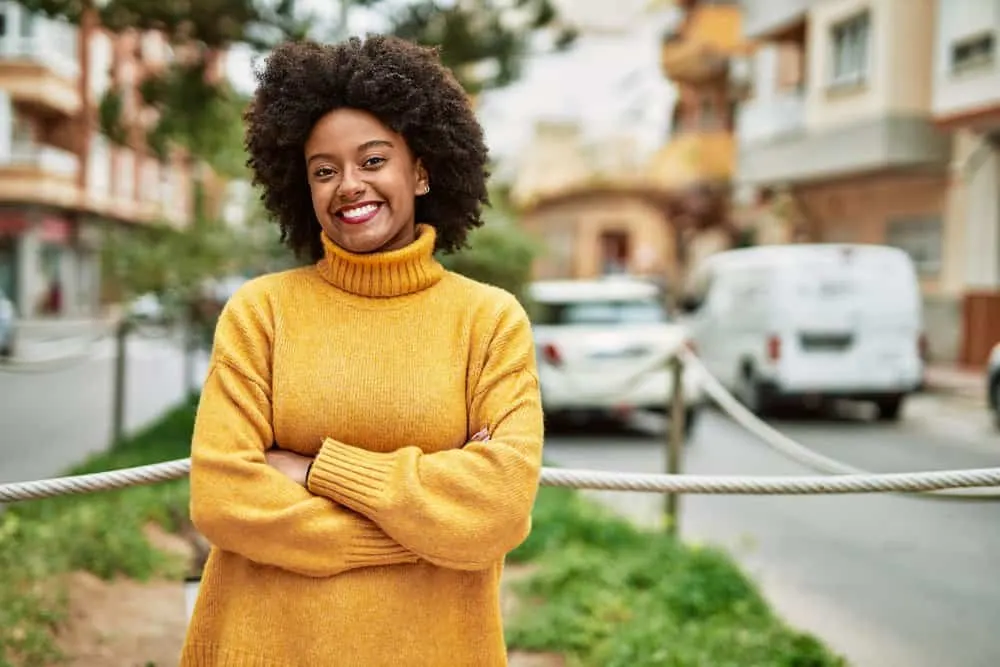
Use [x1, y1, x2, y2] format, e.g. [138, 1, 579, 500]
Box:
[505, 486, 848, 667]
[0, 400, 197, 667]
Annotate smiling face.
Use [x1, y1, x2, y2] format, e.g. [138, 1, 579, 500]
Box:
[304, 108, 429, 254]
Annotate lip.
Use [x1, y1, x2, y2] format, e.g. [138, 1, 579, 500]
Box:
[335, 201, 384, 225]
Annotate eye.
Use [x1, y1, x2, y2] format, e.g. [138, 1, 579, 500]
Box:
[313, 166, 335, 179]
[362, 156, 386, 169]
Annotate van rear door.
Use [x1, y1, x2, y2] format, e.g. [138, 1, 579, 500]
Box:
[776, 246, 922, 392]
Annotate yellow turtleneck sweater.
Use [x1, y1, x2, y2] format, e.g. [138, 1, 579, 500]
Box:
[180, 224, 544, 667]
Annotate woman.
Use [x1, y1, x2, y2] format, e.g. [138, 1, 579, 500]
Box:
[181, 35, 544, 666]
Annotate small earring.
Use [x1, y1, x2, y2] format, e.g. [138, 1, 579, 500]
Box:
[420, 184, 430, 195]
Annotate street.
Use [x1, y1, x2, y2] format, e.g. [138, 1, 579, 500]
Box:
[544, 399, 1000, 667]
[0, 332, 206, 485]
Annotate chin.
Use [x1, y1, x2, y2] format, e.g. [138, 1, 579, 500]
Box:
[328, 225, 390, 254]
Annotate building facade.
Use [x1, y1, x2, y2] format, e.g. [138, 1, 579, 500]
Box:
[931, 0, 1000, 365]
[736, 0, 957, 359]
[0, 1, 195, 322]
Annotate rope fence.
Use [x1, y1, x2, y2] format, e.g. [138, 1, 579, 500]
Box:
[2, 348, 998, 504]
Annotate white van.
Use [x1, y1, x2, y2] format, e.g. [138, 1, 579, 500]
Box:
[681, 244, 925, 420]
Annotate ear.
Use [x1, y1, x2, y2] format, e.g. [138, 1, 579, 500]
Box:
[414, 160, 429, 196]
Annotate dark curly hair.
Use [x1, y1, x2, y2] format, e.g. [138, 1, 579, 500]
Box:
[244, 35, 491, 260]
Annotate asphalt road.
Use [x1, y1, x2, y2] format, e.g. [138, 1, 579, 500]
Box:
[543, 399, 1000, 667]
[0, 332, 206, 485]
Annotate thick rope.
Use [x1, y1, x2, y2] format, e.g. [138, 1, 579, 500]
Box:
[2, 457, 1000, 504]
[678, 349, 1000, 500]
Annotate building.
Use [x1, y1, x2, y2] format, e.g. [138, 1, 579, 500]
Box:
[736, 0, 954, 358]
[505, 5, 682, 286]
[650, 0, 747, 280]
[931, 0, 1000, 366]
[512, 119, 679, 282]
[0, 2, 196, 323]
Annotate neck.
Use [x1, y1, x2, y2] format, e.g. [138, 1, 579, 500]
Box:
[316, 224, 445, 297]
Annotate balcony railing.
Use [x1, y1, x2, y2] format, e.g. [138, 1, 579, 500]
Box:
[737, 90, 806, 146]
[5, 141, 79, 178]
[741, 0, 814, 39]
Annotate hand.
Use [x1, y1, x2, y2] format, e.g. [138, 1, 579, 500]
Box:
[470, 428, 490, 443]
[265, 449, 314, 487]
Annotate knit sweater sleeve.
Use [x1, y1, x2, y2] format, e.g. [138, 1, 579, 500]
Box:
[307, 294, 544, 571]
[189, 287, 418, 578]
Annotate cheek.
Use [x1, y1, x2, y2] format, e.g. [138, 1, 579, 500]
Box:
[309, 182, 333, 215]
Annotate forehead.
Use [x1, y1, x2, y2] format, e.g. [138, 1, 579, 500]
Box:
[305, 108, 402, 152]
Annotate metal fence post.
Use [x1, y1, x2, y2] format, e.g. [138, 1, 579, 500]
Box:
[111, 317, 130, 446]
[666, 354, 685, 537]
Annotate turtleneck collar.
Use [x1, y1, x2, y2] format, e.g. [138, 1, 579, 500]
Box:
[315, 223, 445, 298]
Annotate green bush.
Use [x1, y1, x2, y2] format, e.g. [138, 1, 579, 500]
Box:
[506, 487, 847, 667]
[437, 221, 542, 308]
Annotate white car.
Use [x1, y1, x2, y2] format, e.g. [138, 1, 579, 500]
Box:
[529, 277, 704, 435]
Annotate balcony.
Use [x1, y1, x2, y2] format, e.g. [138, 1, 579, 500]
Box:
[662, 39, 729, 83]
[741, 0, 815, 40]
[647, 130, 735, 189]
[737, 114, 951, 186]
[737, 90, 806, 146]
[0, 142, 81, 207]
[0, 32, 81, 117]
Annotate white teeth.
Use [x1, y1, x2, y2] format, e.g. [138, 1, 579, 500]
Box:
[341, 204, 378, 219]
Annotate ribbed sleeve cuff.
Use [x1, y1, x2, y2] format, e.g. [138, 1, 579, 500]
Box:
[342, 520, 416, 565]
[308, 438, 396, 516]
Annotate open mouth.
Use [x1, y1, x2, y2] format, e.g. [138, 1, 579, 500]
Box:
[336, 202, 383, 225]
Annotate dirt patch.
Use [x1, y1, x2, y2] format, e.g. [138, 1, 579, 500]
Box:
[54, 541, 563, 666]
[56, 571, 188, 667]
[55, 525, 193, 667]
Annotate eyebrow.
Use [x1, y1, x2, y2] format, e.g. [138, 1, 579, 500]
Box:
[307, 139, 394, 164]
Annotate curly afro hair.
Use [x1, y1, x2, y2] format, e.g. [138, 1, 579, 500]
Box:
[244, 35, 491, 261]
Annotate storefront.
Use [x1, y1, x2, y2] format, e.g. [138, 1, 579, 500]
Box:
[0, 207, 101, 319]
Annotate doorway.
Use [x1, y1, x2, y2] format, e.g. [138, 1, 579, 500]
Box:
[600, 230, 630, 275]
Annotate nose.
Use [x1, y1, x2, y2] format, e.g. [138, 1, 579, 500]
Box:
[337, 168, 365, 201]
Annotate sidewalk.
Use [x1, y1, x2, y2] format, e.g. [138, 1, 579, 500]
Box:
[922, 363, 987, 407]
[7, 317, 117, 363]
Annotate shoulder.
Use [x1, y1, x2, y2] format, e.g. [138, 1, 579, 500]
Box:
[222, 266, 315, 316]
[439, 271, 529, 329]
[438, 273, 534, 362]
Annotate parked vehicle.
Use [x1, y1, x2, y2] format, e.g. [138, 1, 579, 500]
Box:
[0, 288, 15, 358]
[529, 277, 704, 435]
[986, 342, 1000, 429]
[681, 244, 925, 420]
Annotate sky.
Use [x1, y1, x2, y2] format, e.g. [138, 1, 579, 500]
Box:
[225, 0, 679, 177]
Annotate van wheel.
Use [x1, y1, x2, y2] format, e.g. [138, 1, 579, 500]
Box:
[875, 395, 904, 421]
[737, 369, 770, 416]
[684, 407, 700, 440]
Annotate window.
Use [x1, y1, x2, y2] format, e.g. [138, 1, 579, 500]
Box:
[885, 217, 942, 276]
[534, 299, 670, 326]
[830, 11, 870, 86]
[950, 32, 995, 74]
